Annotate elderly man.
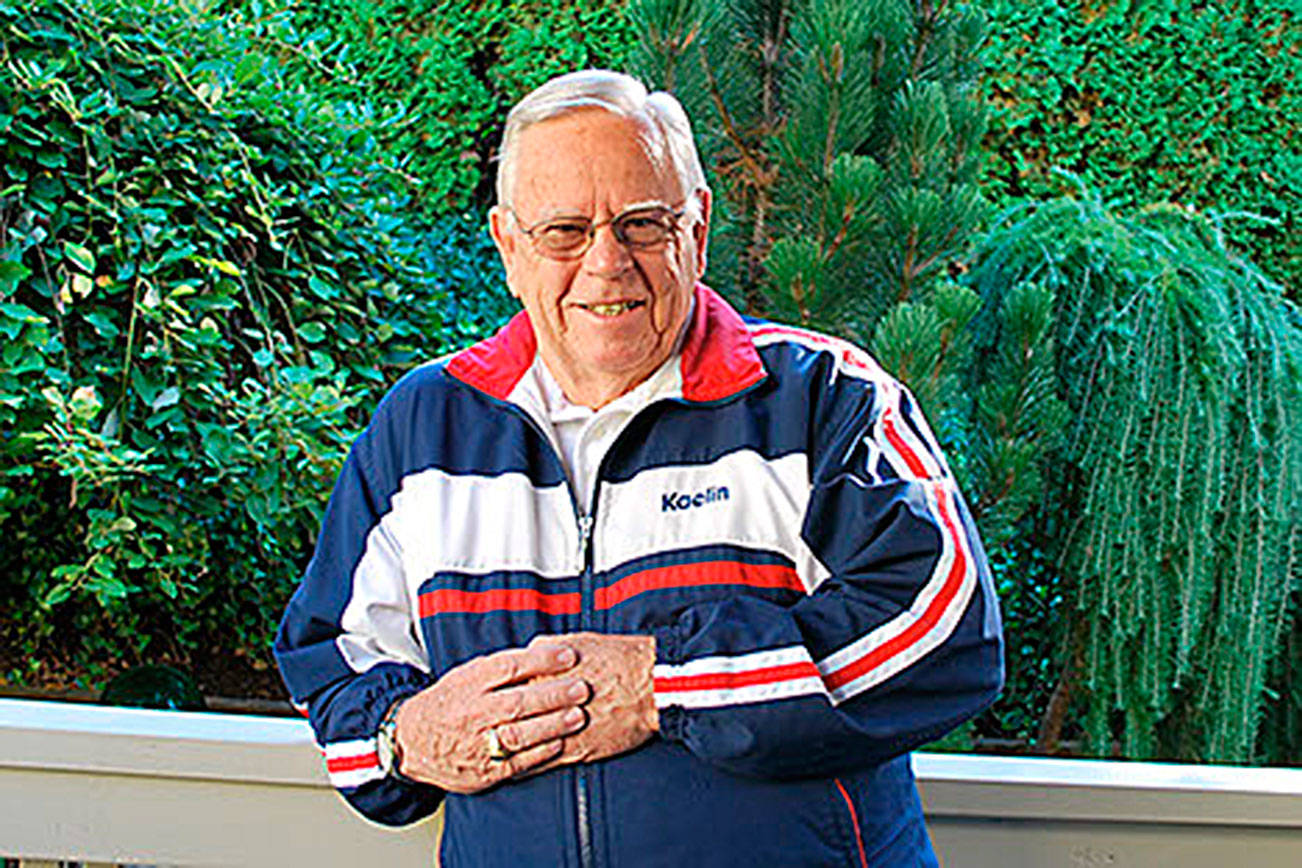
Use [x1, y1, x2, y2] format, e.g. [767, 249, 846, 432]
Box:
[275, 70, 1002, 866]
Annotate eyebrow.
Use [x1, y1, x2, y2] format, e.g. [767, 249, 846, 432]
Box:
[535, 200, 674, 222]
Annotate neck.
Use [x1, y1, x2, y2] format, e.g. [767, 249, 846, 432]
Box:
[543, 358, 657, 410]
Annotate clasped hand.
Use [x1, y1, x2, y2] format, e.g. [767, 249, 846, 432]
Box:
[393, 633, 656, 794]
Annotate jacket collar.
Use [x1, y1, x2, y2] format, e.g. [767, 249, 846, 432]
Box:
[445, 283, 766, 404]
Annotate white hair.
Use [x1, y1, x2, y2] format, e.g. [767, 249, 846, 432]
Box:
[495, 69, 707, 207]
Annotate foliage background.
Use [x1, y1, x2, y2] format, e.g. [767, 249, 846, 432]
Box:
[215, 0, 636, 217]
[1, 0, 1298, 764]
[980, 0, 1298, 296]
[629, 0, 1299, 765]
[0, 0, 600, 693]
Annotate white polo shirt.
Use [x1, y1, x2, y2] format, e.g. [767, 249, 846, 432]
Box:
[508, 313, 693, 516]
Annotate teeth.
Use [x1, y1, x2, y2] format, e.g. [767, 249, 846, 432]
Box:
[584, 301, 641, 317]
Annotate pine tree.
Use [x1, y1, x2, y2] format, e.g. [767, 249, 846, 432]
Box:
[632, 0, 984, 328]
[630, 0, 1060, 541]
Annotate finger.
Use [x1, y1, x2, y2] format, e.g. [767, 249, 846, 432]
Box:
[496, 706, 587, 754]
[473, 643, 577, 690]
[513, 750, 567, 781]
[496, 737, 567, 781]
[487, 677, 591, 722]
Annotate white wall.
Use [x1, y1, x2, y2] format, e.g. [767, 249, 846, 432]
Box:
[2, 699, 1299, 867]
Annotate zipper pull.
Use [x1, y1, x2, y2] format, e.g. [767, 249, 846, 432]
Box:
[577, 514, 594, 564]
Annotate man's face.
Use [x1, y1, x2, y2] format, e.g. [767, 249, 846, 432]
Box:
[490, 110, 710, 403]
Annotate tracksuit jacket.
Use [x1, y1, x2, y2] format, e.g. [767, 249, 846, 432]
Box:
[274, 284, 1004, 867]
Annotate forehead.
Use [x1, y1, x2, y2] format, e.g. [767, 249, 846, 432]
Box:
[510, 109, 681, 213]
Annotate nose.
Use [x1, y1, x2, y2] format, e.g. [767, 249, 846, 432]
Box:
[581, 222, 633, 277]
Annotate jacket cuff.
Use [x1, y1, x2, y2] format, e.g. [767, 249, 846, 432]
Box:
[309, 663, 442, 824]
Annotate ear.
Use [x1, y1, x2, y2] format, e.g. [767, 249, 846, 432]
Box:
[488, 206, 522, 300]
[690, 187, 712, 280]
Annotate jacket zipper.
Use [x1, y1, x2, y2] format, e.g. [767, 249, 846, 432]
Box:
[576, 510, 595, 868]
[491, 392, 732, 868]
[487, 402, 596, 868]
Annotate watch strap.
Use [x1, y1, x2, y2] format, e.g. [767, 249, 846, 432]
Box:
[376, 697, 411, 780]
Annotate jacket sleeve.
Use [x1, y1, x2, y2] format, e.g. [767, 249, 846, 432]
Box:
[651, 368, 1004, 780]
[273, 379, 443, 826]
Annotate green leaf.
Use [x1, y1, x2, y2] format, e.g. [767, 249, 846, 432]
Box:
[298, 321, 326, 343]
[0, 301, 45, 331]
[308, 276, 339, 299]
[42, 583, 74, 607]
[145, 406, 182, 429]
[69, 384, 102, 420]
[195, 255, 242, 277]
[151, 386, 180, 410]
[99, 407, 120, 439]
[108, 516, 137, 533]
[131, 368, 161, 407]
[63, 241, 94, 274]
[282, 365, 316, 384]
[0, 260, 31, 291]
[83, 309, 119, 338]
[87, 572, 129, 601]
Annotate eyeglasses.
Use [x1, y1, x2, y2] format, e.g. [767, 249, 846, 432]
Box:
[508, 203, 687, 260]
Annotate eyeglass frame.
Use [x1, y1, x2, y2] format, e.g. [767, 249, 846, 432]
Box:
[505, 201, 690, 261]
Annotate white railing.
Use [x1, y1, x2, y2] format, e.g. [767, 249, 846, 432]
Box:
[2, 698, 1300, 867]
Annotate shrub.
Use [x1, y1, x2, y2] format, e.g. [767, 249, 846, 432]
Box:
[0, 0, 508, 690]
[631, 0, 989, 332]
[628, 0, 1076, 752]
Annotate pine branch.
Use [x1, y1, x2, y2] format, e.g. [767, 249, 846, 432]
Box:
[969, 193, 1302, 761]
[910, 0, 946, 79]
[898, 224, 918, 302]
[695, 39, 776, 313]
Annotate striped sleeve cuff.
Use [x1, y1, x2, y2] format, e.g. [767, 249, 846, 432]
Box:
[651, 478, 979, 717]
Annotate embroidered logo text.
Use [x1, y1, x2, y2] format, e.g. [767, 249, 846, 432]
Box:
[662, 486, 730, 512]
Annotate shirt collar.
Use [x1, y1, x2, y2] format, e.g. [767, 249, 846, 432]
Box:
[445, 283, 766, 405]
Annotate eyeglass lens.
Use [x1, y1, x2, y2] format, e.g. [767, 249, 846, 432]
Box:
[532, 209, 677, 257]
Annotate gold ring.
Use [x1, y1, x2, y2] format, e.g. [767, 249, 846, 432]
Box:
[485, 726, 512, 761]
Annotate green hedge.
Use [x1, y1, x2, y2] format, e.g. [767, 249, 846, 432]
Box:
[224, 0, 636, 215]
[0, 0, 635, 693]
[981, 0, 1299, 295]
[0, 0, 513, 689]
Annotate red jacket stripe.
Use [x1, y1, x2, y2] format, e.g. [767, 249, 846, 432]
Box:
[654, 660, 821, 694]
[881, 407, 933, 480]
[820, 482, 969, 692]
[326, 752, 379, 773]
[419, 587, 582, 617]
[595, 561, 802, 610]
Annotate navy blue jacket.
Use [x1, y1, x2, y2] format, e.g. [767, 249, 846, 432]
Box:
[275, 284, 1003, 866]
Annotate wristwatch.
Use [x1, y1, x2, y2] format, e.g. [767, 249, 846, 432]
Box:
[375, 699, 406, 778]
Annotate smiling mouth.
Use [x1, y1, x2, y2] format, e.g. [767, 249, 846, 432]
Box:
[578, 300, 646, 317]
